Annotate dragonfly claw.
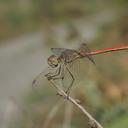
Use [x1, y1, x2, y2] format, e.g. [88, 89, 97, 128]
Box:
[47, 77, 52, 80]
[45, 74, 52, 80]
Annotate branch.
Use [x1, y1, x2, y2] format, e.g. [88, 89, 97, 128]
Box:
[49, 80, 103, 128]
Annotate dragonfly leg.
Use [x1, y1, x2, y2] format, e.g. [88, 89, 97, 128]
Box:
[52, 65, 65, 80]
[65, 66, 75, 95]
[46, 64, 64, 81]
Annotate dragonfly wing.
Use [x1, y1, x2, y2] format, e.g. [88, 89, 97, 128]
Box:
[79, 43, 95, 64]
[61, 56, 90, 92]
[51, 48, 78, 62]
[51, 48, 67, 56]
[32, 67, 55, 93]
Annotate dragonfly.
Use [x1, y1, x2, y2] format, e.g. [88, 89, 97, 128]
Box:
[33, 43, 128, 94]
[33, 43, 95, 94]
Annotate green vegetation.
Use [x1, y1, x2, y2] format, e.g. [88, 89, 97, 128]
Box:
[0, 0, 127, 41]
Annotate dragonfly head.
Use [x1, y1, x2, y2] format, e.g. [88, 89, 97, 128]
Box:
[48, 55, 59, 68]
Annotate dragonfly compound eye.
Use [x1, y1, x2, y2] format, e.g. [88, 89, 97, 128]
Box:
[48, 55, 59, 67]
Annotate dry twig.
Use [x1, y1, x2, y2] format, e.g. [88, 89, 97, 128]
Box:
[49, 80, 103, 128]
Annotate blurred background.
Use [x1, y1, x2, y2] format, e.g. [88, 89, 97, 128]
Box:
[0, 0, 128, 128]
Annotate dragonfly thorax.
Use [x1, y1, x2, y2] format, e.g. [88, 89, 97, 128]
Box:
[48, 55, 59, 68]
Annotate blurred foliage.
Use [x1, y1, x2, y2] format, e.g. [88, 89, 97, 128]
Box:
[1, 0, 128, 128]
[0, 0, 127, 42]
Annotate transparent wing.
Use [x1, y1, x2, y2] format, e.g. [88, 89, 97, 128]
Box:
[51, 43, 95, 64]
[51, 48, 77, 62]
[51, 43, 95, 92]
[79, 43, 95, 64]
[61, 56, 91, 92]
[32, 67, 56, 93]
[51, 48, 67, 56]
